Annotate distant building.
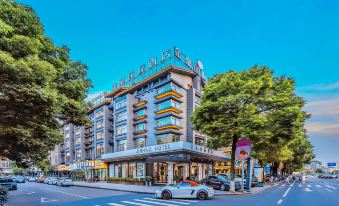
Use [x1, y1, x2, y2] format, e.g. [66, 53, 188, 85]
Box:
[0, 158, 13, 175]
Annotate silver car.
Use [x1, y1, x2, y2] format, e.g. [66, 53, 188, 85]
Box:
[56, 178, 73, 187]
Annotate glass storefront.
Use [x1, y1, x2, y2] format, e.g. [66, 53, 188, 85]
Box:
[153, 162, 168, 183]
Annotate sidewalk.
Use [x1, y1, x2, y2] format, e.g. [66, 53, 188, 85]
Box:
[73, 181, 272, 195]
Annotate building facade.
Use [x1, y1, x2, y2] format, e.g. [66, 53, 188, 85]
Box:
[53, 47, 231, 184]
[0, 158, 13, 175]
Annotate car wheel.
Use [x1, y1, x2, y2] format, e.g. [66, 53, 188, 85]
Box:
[162, 190, 172, 200]
[220, 185, 226, 191]
[225, 185, 230, 191]
[197, 191, 208, 200]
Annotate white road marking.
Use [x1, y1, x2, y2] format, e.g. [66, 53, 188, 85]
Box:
[134, 199, 178, 206]
[298, 184, 302, 187]
[44, 188, 89, 199]
[143, 198, 190, 205]
[273, 183, 279, 187]
[41, 197, 58, 203]
[107, 203, 125, 206]
[281, 184, 286, 187]
[304, 188, 313, 192]
[283, 187, 291, 197]
[316, 185, 322, 188]
[121, 201, 153, 206]
[325, 185, 336, 189]
[326, 189, 333, 193]
[307, 184, 312, 188]
[172, 199, 198, 203]
[277, 199, 283, 205]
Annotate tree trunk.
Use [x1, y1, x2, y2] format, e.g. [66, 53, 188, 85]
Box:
[230, 134, 238, 181]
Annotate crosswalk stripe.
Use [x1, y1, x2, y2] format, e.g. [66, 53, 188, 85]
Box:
[122, 201, 153, 206]
[108, 203, 126, 206]
[134, 199, 178, 206]
[325, 189, 332, 193]
[298, 184, 302, 187]
[172, 199, 198, 203]
[325, 185, 336, 189]
[316, 185, 322, 188]
[143, 198, 190, 205]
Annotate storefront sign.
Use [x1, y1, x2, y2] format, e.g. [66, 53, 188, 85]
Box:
[70, 160, 105, 170]
[102, 141, 231, 161]
[111, 47, 206, 90]
[57, 164, 70, 171]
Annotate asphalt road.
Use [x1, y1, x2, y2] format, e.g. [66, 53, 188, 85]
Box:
[5, 177, 339, 206]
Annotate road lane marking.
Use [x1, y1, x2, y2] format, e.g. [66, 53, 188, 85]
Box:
[143, 198, 190, 205]
[298, 184, 302, 187]
[108, 203, 126, 206]
[316, 185, 322, 188]
[326, 189, 333, 193]
[307, 184, 312, 188]
[43, 188, 89, 199]
[122, 201, 153, 206]
[273, 183, 279, 187]
[277, 199, 283, 204]
[172, 199, 198, 203]
[325, 185, 336, 189]
[304, 188, 313, 192]
[283, 187, 291, 197]
[134, 199, 178, 206]
[281, 184, 286, 187]
[41, 197, 58, 203]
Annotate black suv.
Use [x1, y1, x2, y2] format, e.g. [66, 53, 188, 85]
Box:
[201, 175, 241, 191]
[0, 178, 17, 190]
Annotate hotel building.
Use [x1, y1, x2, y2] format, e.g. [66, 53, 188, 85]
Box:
[54, 47, 230, 184]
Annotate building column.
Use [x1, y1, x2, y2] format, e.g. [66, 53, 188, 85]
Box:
[183, 163, 189, 180]
[167, 162, 173, 185]
[198, 163, 203, 181]
[208, 164, 213, 176]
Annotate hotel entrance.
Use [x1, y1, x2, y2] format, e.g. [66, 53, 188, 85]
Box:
[153, 162, 168, 183]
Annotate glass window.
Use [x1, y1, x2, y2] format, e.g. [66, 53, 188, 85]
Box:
[65, 141, 70, 148]
[179, 182, 191, 187]
[75, 150, 81, 160]
[156, 116, 180, 127]
[95, 110, 104, 119]
[156, 83, 181, 94]
[137, 162, 145, 177]
[96, 120, 103, 129]
[116, 125, 127, 135]
[65, 152, 70, 162]
[96, 131, 103, 140]
[75, 129, 81, 136]
[156, 99, 180, 111]
[157, 133, 180, 144]
[115, 100, 127, 110]
[75, 138, 81, 145]
[116, 112, 127, 122]
[135, 138, 146, 148]
[135, 123, 146, 132]
[96, 143, 104, 158]
[118, 140, 127, 151]
[195, 137, 205, 146]
[135, 109, 146, 117]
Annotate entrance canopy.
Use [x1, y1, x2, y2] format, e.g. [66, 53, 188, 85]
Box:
[101, 141, 231, 162]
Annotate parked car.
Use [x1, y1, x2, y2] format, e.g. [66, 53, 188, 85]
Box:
[28, 177, 36, 182]
[155, 180, 214, 200]
[201, 175, 241, 191]
[51, 177, 60, 185]
[56, 178, 73, 187]
[14, 176, 25, 183]
[44, 177, 50, 184]
[36, 177, 46, 183]
[0, 178, 17, 190]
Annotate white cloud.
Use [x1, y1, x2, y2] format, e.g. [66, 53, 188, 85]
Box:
[299, 82, 339, 91]
[85, 91, 106, 102]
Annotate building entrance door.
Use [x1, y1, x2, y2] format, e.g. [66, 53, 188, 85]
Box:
[153, 162, 168, 183]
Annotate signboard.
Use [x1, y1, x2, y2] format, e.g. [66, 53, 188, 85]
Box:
[57, 164, 70, 171]
[70, 160, 105, 170]
[327, 163, 337, 167]
[111, 46, 206, 91]
[235, 139, 251, 160]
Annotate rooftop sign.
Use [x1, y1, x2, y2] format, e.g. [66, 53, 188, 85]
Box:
[111, 47, 206, 91]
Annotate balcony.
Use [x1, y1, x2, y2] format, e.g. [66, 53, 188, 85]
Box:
[133, 115, 147, 121]
[155, 124, 182, 131]
[108, 115, 114, 121]
[155, 90, 183, 99]
[133, 100, 147, 108]
[155, 107, 182, 115]
[108, 139, 114, 145]
[133, 130, 147, 135]
[108, 126, 114, 133]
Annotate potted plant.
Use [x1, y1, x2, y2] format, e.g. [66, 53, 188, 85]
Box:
[145, 176, 152, 186]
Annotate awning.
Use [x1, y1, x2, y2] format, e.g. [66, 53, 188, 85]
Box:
[89, 163, 108, 170]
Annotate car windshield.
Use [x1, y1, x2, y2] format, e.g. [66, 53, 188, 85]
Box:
[217, 175, 228, 181]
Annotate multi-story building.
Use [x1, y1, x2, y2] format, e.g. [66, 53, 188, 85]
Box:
[0, 158, 13, 175]
[54, 47, 230, 184]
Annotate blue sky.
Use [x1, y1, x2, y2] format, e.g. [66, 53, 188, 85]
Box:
[19, 0, 339, 163]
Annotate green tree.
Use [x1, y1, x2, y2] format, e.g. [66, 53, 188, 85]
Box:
[12, 163, 24, 175]
[35, 158, 53, 174]
[192, 66, 313, 188]
[0, 1, 91, 164]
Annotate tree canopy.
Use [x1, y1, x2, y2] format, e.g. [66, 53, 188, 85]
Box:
[0, 0, 91, 165]
[192, 66, 314, 179]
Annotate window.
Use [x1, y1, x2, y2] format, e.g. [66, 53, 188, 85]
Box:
[76, 150, 81, 160]
[95, 110, 104, 119]
[156, 82, 181, 94]
[178, 182, 191, 187]
[118, 140, 127, 151]
[157, 133, 180, 144]
[137, 162, 145, 177]
[156, 99, 180, 111]
[65, 141, 70, 148]
[116, 125, 127, 135]
[75, 138, 81, 145]
[96, 131, 103, 140]
[135, 109, 146, 117]
[195, 137, 205, 146]
[96, 144, 104, 158]
[115, 100, 127, 110]
[65, 152, 70, 162]
[75, 129, 81, 136]
[135, 123, 146, 132]
[156, 116, 180, 127]
[135, 138, 146, 148]
[64, 133, 70, 138]
[116, 112, 127, 122]
[96, 120, 103, 129]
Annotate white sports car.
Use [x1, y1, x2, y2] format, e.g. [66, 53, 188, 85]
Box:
[154, 180, 214, 200]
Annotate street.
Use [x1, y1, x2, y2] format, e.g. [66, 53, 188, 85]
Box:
[5, 177, 339, 206]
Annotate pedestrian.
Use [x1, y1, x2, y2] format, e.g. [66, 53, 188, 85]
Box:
[269, 176, 274, 183]
[285, 176, 290, 184]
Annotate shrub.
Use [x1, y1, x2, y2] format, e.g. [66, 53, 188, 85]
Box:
[0, 185, 8, 206]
